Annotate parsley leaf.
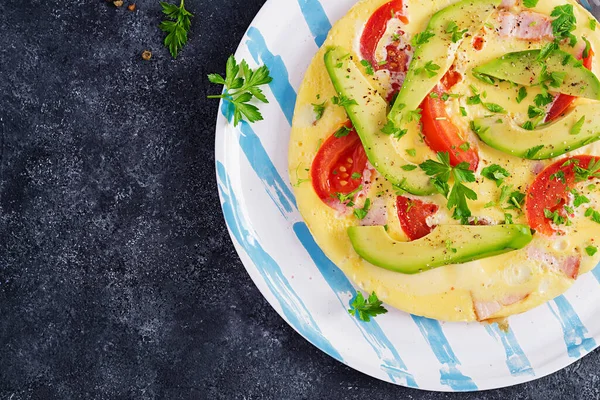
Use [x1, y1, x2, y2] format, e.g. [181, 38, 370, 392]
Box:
[353, 198, 372, 220]
[446, 21, 468, 43]
[334, 125, 352, 138]
[312, 101, 326, 121]
[160, 0, 193, 59]
[481, 164, 511, 186]
[460, 107, 467, 116]
[332, 185, 363, 207]
[459, 142, 470, 152]
[406, 148, 417, 157]
[528, 105, 545, 119]
[401, 165, 418, 171]
[332, 95, 358, 108]
[550, 4, 577, 44]
[292, 164, 310, 187]
[525, 145, 544, 159]
[586, 208, 600, 224]
[413, 30, 435, 46]
[472, 71, 495, 85]
[534, 92, 554, 107]
[574, 158, 600, 182]
[381, 121, 408, 140]
[572, 189, 590, 207]
[351, 172, 362, 180]
[550, 170, 566, 183]
[360, 59, 375, 75]
[406, 108, 422, 123]
[586, 245, 598, 256]
[415, 61, 441, 78]
[571, 116, 586, 135]
[507, 191, 526, 210]
[516, 87, 527, 103]
[591, 18, 597, 31]
[544, 208, 566, 225]
[505, 213, 514, 224]
[207, 56, 273, 126]
[483, 103, 506, 113]
[467, 94, 482, 105]
[348, 291, 388, 322]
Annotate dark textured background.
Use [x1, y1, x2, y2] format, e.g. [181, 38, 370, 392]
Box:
[1, 0, 599, 399]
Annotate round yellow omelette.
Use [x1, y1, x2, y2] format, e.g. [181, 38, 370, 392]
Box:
[289, 0, 600, 322]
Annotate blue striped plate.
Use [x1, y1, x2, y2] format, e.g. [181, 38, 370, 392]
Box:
[214, 0, 600, 391]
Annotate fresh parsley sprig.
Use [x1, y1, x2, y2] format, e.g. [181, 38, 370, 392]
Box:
[419, 152, 477, 221]
[348, 291, 388, 322]
[208, 55, 273, 126]
[160, 0, 193, 59]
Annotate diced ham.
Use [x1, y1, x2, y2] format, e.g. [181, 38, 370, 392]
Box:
[360, 197, 388, 226]
[527, 246, 581, 279]
[497, 11, 553, 41]
[473, 293, 529, 321]
[500, 0, 517, 9]
[531, 162, 545, 175]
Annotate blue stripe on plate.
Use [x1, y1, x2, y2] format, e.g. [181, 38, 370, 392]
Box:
[548, 295, 596, 358]
[221, 101, 297, 216]
[246, 27, 297, 125]
[294, 222, 418, 388]
[411, 316, 477, 391]
[484, 324, 534, 377]
[216, 161, 344, 362]
[297, 0, 332, 47]
[578, 0, 593, 11]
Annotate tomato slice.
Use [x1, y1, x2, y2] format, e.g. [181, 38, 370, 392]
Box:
[545, 48, 593, 122]
[526, 155, 600, 236]
[420, 83, 479, 171]
[311, 121, 368, 207]
[360, 0, 408, 68]
[397, 196, 439, 240]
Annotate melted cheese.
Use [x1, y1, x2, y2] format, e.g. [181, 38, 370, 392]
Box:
[289, 0, 600, 321]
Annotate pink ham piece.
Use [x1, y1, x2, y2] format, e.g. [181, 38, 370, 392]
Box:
[527, 246, 581, 279]
[360, 197, 388, 226]
[473, 293, 529, 321]
[497, 11, 553, 40]
[500, 0, 517, 9]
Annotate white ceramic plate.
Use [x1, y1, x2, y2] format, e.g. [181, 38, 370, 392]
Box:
[215, 0, 600, 391]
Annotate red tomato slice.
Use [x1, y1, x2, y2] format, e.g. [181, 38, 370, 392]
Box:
[311, 121, 368, 207]
[397, 196, 439, 240]
[545, 48, 593, 122]
[420, 83, 479, 171]
[360, 0, 408, 70]
[526, 155, 600, 236]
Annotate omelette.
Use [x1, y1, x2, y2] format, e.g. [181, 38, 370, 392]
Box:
[288, 0, 600, 322]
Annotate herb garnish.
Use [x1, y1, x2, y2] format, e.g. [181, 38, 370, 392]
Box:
[332, 95, 358, 108]
[415, 61, 441, 77]
[481, 164, 510, 186]
[353, 198, 372, 220]
[160, 0, 193, 58]
[348, 292, 388, 322]
[208, 56, 273, 126]
[413, 30, 436, 46]
[360, 59, 375, 75]
[312, 101, 326, 121]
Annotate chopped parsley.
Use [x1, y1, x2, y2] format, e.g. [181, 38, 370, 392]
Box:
[571, 116, 586, 135]
[353, 198, 372, 220]
[585, 208, 600, 224]
[332, 94, 358, 108]
[406, 108, 422, 124]
[523, 0, 539, 7]
[312, 101, 326, 121]
[470, 120, 489, 136]
[572, 189, 590, 207]
[401, 164, 418, 171]
[406, 148, 417, 157]
[544, 208, 566, 225]
[481, 164, 511, 186]
[348, 291, 388, 322]
[528, 105, 545, 119]
[550, 170, 566, 183]
[360, 59, 375, 75]
[334, 125, 352, 138]
[590, 18, 597, 31]
[534, 92, 554, 107]
[505, 213, 514, 224]
[483, 103, 506, 113]
[381, 121, 408, 140]
[415, 60, 441, 78]
[351, 172, 362, 180]
[507, 190, 526, 211]
[446, 21, 468, 43]
[551, 4, 578, 46]
[586, 245, 598, 256]
[467, 94, 482, 105]
[460, 107, 467, 116]
[412, 30, 435, 46]
[419, 152, 477, 221]
[459, 142, 470, 152]
[292, 164, 310, 187]
[516, 87, 527, 103]
[333, 185, 363, 207]
[472, 71, 495, 85]
[525, 145, 544, 159]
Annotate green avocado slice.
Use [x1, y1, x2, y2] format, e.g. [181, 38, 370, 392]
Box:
[324, 46, 435, 195]
[473, 103, 600, 159]
[348, 224, 533, 274]
[473, 50, 600, 100]
[388, 0, 501, 126]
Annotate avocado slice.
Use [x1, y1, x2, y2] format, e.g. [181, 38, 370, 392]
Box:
[324, 47, 435, 195]
[388, 0, 501, 126]
[473, 50, 600, 100]
[473, 104, 600, 159]
[348, 224, 533, 274]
